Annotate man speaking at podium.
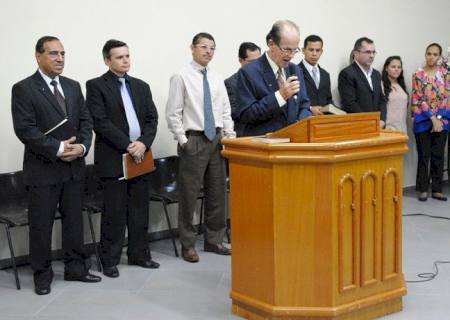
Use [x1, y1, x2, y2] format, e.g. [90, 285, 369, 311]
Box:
[236, 20, 311, 136]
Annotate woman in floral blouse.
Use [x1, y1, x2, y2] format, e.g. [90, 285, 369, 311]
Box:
[411, 43, 449, 201]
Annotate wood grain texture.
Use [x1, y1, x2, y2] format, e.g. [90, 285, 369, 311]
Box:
[223, 123, 408, 319]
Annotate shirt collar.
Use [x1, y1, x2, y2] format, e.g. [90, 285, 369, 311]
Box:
[302, 60, 318, 73]
[38, 69, 60, 86]
[191, 60, 209, 73]
[265, 52, 284, 76]
[355, 61, 373, 77]
[109, 70, 130, 83]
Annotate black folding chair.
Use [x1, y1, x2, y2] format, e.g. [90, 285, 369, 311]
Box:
[82, 164, 103, 272]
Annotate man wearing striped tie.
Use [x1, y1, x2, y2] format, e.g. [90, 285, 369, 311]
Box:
[166, 32, 236, 263]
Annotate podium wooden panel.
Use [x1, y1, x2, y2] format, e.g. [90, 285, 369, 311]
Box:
[222, 113, 408, 320]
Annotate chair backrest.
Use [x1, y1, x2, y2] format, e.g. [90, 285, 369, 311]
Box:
[149, 156, 179, 192]
[0, 171, 26, 202]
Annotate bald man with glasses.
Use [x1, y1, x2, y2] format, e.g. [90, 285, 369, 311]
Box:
[235, 20, 311, 136]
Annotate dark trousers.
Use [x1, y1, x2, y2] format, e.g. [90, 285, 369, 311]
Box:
[100, 175, 150, 268]
[28, 180, 87, 285]
[415, 130, 448, 193]
[178, 131, 226, 248]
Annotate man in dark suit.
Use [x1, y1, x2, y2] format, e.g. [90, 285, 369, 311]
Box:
[225, 42, 261, 136]
[299, 35, 333, 115]
[86, 40, 159, 278]
[236, 20, 311, 136]
[338, 37, 386, 125]
[11, 36, 101, 295]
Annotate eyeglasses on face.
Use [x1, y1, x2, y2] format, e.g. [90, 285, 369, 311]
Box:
[194, 44, 216, 51]
[358, 50, 377, 55]
[276, 43, 300, 55]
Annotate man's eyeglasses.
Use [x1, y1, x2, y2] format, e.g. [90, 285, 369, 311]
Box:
[195, 44, 216, 52]
[276, 44, 300, 55]
[358, 50, 377, 55]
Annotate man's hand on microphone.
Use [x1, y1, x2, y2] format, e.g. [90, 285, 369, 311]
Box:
[279, 76, 300, 100]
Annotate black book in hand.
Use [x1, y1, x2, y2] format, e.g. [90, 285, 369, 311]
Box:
[44, 118, 77, 140]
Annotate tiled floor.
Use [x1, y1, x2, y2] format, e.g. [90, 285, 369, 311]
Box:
[1, 190, 449, 320]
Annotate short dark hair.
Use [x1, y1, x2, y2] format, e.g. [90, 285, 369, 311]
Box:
[303, 35, 323, 48]
[35, 36, 60, 53]
[102, 39, 127, 59]
[192, 32, 215, 45]
[426, 42, 442, 55]
[238, 42, 261, 60]
[266, 20, 299, 45]
[353, 37, 374, 51]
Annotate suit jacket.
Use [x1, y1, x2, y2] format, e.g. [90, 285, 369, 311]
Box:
[299, 61, 333, 107]
[236, 54, 311, 136]
[86, 71, 158, 178]
[338, 62, 386, 121]
[224, 71, 244, 136]
[11, 71, 92, 186]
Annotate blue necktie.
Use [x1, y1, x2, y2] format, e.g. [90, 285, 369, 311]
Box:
[118, 78, 141, 141]
[201, 69, 216, 141]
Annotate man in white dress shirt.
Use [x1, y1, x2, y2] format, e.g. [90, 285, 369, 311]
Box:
[166, 32, 235, 263]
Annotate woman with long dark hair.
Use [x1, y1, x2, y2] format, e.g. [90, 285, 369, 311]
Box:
[382, 56, 408, 132]
[411, 43, 450, 201]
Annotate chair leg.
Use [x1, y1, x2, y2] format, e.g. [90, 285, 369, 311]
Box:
[4, 224, 20, 290]
[226, 218, 231, 244]
[86, 211, 102, 272]
[197, 197, 205, 235]
[161, 199, 179, 257]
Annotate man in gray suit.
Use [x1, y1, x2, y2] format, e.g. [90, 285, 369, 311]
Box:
[11, 36, 101, 295]
[224, 42, 261, 136]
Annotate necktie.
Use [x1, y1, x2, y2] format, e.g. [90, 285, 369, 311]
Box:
[312, 66, 320, 89]
[50, 80, 67, 115]
[201, 69, 216, 141]
[276, 68, 285, 88]
[118, 78, 141, 141]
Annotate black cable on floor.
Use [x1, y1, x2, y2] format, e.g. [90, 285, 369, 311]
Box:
[403, 213, 450, 283]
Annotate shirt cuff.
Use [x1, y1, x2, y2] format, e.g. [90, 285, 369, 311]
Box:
[56, 142, 65, 157]
[80, 144, 87, 156]
[275, 91, 286, 107]
[178, 134, 188, 146]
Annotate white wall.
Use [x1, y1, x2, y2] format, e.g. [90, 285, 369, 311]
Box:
[1, 0, 449, 260]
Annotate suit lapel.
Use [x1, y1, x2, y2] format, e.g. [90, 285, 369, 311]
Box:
[103, 72, 124, 108]
[128, 77, 140, 115]
[260, 55, 278, 93]
[300, 62, 316, 90]
[59, 77, 73, 119]
[32, 71, 66, 119]
[352, 63, 373, 92]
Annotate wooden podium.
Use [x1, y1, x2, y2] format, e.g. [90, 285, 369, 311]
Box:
[221, 113, 408, 320]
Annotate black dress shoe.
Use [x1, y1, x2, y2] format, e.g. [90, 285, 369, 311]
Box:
[103, 266, 119, 278]
[432, 194, 448, 201]
[204, 242, 231, 255]
[128, 259, 160, 269]
[35, 284, 51, 295]
[64, 272, 102, 283]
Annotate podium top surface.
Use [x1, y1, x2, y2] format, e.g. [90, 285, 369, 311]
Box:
[222, 125, 408, 164]
[267, 112, 382, 143]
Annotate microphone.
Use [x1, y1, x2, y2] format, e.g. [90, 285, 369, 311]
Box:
[287, 63, 298, 102]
